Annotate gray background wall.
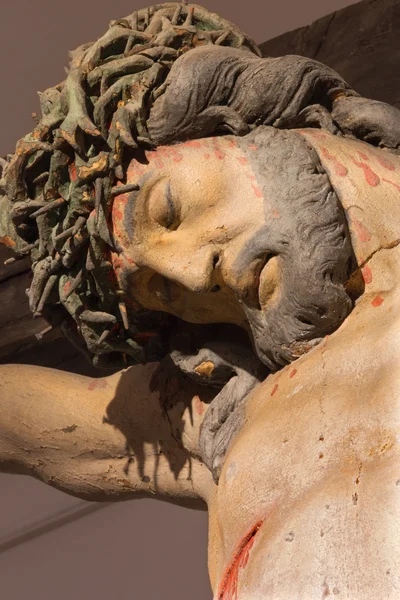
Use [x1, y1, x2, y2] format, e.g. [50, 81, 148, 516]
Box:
[0, 1, 358, 599]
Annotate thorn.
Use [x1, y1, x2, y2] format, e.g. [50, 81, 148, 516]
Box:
[114, 165, 124, 180]
[80, 310, 117, 325]
[32, 171, 49, 185]
[119, 301, 130, 330]
[36, 274, 58, 314]
[54, 216, 86, 245]
[110, 183, 140, 197]
[183, 6, 194, 27]
[95, 177, 103, 211]
[95, 328, 112, 347]
[215, 30, 230, 46]
[124, 35, 134, 56]
[171, 5, 181, 25]
[64, 269, 83, 300]
[29, 197, 66, 219]
[144, 7, 150, 28]
[35, 325, 53, 340]
[236, 34, 245, 48]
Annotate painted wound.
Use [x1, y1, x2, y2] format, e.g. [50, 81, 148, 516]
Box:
[321, 147, 348, 177]
[352, 158, 380, 187]
[217, 521, 263, 600]
[351, 216, 372, 243]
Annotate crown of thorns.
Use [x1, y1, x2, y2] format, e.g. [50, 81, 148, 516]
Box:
[0, 3, 260, 369]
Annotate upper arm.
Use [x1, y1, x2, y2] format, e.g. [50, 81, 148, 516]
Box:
[0, 359, 215, 507]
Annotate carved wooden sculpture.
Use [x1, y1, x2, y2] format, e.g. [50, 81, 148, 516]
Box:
[1, 3, 400, 598]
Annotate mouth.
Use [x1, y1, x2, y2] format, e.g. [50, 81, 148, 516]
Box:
[258, 255, 280, 310]
[235, 254, 269, 310]
[240, 253, 277, 312]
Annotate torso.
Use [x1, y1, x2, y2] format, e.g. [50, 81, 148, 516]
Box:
[208, 285, 400, 598]
[205, 133, 400, 599]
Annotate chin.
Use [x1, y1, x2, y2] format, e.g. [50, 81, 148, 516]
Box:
[243, 303, 329, 371]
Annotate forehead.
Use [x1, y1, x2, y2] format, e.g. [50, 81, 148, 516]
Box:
[127, 135, 259, 184]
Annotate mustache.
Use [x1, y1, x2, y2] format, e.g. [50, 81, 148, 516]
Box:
[232, 224, 290, 275]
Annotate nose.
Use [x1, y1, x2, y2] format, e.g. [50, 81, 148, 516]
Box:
[147, 245, 221, 294]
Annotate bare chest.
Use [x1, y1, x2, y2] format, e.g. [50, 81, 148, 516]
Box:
[207, 322, 400, 597]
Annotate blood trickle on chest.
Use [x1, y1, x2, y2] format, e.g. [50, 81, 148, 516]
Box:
[217, 521, 263, 600]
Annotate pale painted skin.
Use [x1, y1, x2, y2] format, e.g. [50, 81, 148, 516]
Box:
[111, 135, 280, 330]
[1, 130, 400, 599]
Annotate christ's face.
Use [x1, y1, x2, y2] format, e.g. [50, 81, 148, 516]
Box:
[111, 135, 281, 338]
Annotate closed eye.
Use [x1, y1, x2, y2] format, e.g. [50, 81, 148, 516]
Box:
[147, 179, 181, 230]
[147, 179, 181, 231]
[164, 182, 178, 229]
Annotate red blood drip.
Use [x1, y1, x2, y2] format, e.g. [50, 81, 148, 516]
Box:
[214, 150, 225, 160]
[154, 159, 164, 169]
[377, 155, 395, 171]
[251, 183, 263, 198]
[184, 140, 202, 148]
[88, 379, 108, 391]
[194, 395, 205, 416]
[112, 256, 124, 271]
[351, 216, 372, 243]
[217, 521, 263, 600]
[361, 264, 373, 284]
[113, 207, 123, 222]
[358, 151, 370, 161]
[271, 384, 279, 397]
[307, 130, 328, 140]
[371, 295, 384, 308]
[290, 368, 298, 378]
[382, 177, 400, 193]
[321, 147, 348, 177]
[352, 158, 380, 187]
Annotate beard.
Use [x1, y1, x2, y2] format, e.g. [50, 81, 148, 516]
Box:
[228, 127, 356, 371]
[240, 244, 353, 371]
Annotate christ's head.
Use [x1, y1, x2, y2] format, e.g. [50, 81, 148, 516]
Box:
[0, 2, 354, 375]
[111, 126, 352, 370]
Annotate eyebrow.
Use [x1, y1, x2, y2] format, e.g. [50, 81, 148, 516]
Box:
[124, 171, 153, 242]
[124, 187, 141, 242]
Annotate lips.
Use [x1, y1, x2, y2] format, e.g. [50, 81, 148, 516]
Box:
[239, 253, 279, 312]
[235, 254, 270, 310]
[258, 256, 280, 310]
